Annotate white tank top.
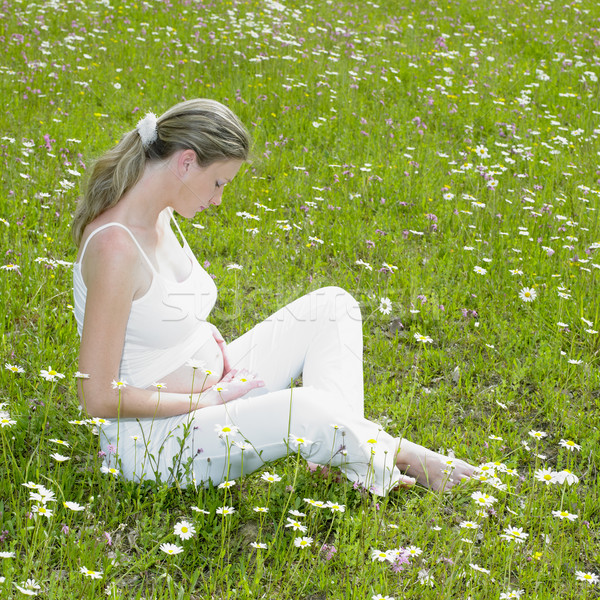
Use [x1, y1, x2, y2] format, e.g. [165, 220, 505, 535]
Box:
[72, 209, 218, 389]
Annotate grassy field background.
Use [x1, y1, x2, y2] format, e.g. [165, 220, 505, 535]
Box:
[0, 0, 599, 597]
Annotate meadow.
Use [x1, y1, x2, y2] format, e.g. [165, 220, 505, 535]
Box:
[0, 0, 599, 597]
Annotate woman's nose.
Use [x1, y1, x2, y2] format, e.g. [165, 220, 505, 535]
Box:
[210, 188, 224, 206]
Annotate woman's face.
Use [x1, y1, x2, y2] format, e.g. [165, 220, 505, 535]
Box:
[177, 157, 243, 217]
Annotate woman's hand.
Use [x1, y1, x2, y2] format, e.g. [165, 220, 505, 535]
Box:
[204, 368, 265, 405]
[209, 324, 233, 376]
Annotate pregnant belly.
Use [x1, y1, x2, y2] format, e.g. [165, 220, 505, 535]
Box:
[158, 335, 224, 393]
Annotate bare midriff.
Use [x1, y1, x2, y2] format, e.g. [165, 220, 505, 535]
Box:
[155, 335, 224, 393]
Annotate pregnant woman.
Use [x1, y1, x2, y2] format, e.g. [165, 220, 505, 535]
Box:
[72, 98, 475, 495]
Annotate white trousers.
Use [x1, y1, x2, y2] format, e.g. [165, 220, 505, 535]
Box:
[100, 287, 402, 495]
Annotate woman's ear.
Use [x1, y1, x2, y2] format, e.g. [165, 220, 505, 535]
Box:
[179, 149, 197, 174]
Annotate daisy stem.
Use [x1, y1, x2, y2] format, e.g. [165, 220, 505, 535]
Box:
[37, 380, 55, 459]
[0, 427, 17, 508]
[263, 449, 302, 564]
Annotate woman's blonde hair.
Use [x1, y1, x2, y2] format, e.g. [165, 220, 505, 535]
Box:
[71, 98, 251, 246]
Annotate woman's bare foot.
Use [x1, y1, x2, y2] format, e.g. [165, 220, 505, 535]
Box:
[395, 439, 476, 492]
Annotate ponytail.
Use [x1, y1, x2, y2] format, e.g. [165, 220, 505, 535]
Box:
[71, 98, 251, 246]
[71, 130, 146, 246]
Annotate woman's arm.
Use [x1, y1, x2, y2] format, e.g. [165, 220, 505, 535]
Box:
[77, 228, 205, 418]
[77, 227, 262, 419]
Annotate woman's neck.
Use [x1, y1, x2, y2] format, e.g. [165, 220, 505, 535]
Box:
[116, 159, 177, 230]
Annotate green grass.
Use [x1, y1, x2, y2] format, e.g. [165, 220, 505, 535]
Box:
[1, 0, 599, 598]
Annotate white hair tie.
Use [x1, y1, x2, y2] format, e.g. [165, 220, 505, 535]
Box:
[136, 111, 158, 148]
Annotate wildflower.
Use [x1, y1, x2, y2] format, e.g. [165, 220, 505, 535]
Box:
[500, 526, 529, 544]
[381, 262, 398, 272]
[528, 430, 547, 439]
[22, 482, 42, 490]
[233, 440, 251, 451]
[534, 468, 558, 485]
[63, 501, 85, 511]
[226, 263, 243, 270]
[355, 259, 373, 270]
[216, 506, 235, 516]
[413, 333, 433, 343]
[250, 542, 268, 549]
[459, 521, 479, 529]
[321, 543, 337, 560]
[14, 579, 41, 595]
[378, 297, 392, 315]
[173, 520, 196, 540]
[509, 269, 523, 275]
[79, 566, 103, 579]
[499, 590, 525, 599]
[110, 380, 127, 389]
[49, 438, 70, 448]
[289, 509, 306, 517]
[289, 433, 312, 447]
[575, 571, 599, 585]
[304, 498, 326, 508]
[190, 506, 210, 514]
[554, 470, 579, 485]
[486, 477, 508, 491]
[475, 145, 490, 158]
[50, 453, 70, 462]
[559, 439, 581, 451]
[519, 287, 537, 302]
[406, 546, 423, 557]
[261, 472, 282, 483]
[0, 417, 16, 427]
[186, 359, 207, 370]
[5, 363, 24, 373]
[215, 424, 240, 438]
[286, 519, 308, 533]
[552, 510, 577, 521]
[218, 480, 236, 489]
[253, 507, 269, 513]
[160, 543, 184, 555]
[477, 464, 497, 476]
[100, 465, 119, 477]
[417, 569, 435, 586]
[294, 536, 313, 548]
[29, 488, 54, 507]
[40, 367, 65, 381]
[372, 596, 395, 600]
[469, 563, 491, 574]
[326, 501, 345, 513]
[371, 549, 389, 562]
[471, 491, 497, 507]
[31, 504, 53, 518]
[73, 371, 90, 379]
[0, 551, 15, 558]
[152, 381, 167, 389]
[473, 266, 487, 275]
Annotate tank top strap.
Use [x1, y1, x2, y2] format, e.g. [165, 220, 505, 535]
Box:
[168, 207, 190, 250]
[78, 222, 157, 273]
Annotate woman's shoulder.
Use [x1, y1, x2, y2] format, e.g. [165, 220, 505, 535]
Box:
[77, 218, 146, 286]
[77, 209, 138, 261]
